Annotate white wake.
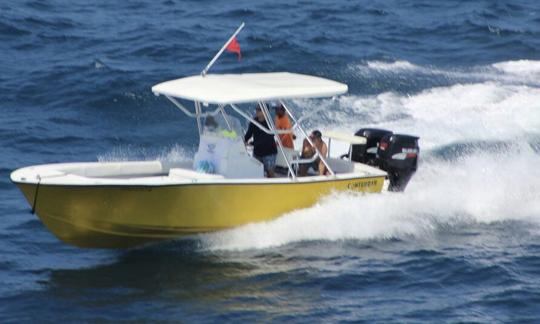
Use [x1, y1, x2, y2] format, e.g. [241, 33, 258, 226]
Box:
[198, 59, 540, 251]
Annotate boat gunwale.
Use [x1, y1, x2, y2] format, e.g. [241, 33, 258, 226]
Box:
[11, 159, 387, 187]
[11, 173, 386, 188]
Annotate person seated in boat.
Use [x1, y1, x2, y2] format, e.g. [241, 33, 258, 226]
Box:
[204, 115, 238, 139]
[298, 130, 328, 176]
[244, 105, 277, 177]
[274, 104, 295, 149]
[204, 115, 219, 132]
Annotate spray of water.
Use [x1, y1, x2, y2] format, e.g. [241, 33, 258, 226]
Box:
[198, 140, 540, 251]
[97, 144, 194, 163]
[197, 60, 540, 251]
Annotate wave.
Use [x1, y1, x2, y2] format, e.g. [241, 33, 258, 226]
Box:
[21, 16, 78, 30]
[365, 60, 419, 71]
[294, 79, 540, 150]
[17, 135, 92, 145]
[492, 60, 540, 75]
[353, 59, 540, 87]
[0, 21, 31, 36]
[199, 144, 540, 251]
[211, 8, 258, 18]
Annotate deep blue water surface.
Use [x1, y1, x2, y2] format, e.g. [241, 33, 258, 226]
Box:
[2, 0, 540, 322]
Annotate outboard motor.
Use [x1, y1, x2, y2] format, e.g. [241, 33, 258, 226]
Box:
[351, 128, 393, 166]
[350, 128, 420, 192]
[377, 134, 419, 192]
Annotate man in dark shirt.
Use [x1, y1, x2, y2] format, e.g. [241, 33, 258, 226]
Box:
[244, 106, 277, 177]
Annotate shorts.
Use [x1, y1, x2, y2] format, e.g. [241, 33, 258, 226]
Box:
[255, 154, 276, 173]
[309, 159, 320, 172]
[300, 153, 320, 172]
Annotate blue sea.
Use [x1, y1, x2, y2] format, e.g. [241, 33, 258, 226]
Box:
[2, 0, 540, 322]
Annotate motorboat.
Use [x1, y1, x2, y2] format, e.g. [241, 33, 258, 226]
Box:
[11, 24, 419, 248]
[11, 71, 419, 248]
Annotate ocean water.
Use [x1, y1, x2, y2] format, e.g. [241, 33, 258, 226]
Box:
[2, 0, 540, 322]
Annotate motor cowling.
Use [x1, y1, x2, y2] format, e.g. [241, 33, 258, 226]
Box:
[377, 134, 419, 192]
[351, 128, 393, 166]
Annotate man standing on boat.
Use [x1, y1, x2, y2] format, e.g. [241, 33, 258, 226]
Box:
[274, 104, 295, 149]
[244, 105, 277, 177]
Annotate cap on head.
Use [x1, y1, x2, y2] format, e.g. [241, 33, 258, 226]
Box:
[275, 104, 285, 116]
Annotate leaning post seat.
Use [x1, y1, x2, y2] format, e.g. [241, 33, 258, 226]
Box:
[276, 148, 299, 169]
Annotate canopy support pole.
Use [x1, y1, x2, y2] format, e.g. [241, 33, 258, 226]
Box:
[167, 96, 222, 117]
[195, 101, 202, 135]
[218, 104, 232, 131]
[201, 22, 245, 77]
[328, 138, 332, 156]
[166, 96, 197, 117]
[229, 104, 293, 135]
[279, 100, 334, 176]
[260, 102, 296, 180]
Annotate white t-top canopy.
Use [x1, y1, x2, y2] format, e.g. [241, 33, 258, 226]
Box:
[151, 72, 348, 104]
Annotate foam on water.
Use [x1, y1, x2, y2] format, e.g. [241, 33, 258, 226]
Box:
[366, 82, 540, 149]
[311, 62, 540, 149]
[354, 59, 540, 86]
[492, 59, 540, 75]
[365, 60, 418, 71]
[200, 143, 540, 251]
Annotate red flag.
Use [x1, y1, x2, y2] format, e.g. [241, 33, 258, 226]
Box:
[226, 37, 241, 60]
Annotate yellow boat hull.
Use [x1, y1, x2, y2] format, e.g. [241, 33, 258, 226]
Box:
[15, 176, 384, 248]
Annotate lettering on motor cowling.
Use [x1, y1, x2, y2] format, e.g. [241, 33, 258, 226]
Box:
[402, 148, 418, 154]
[347, 179, 378, 190]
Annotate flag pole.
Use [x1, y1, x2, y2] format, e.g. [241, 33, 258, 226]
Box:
[201, 22, 245, 77]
